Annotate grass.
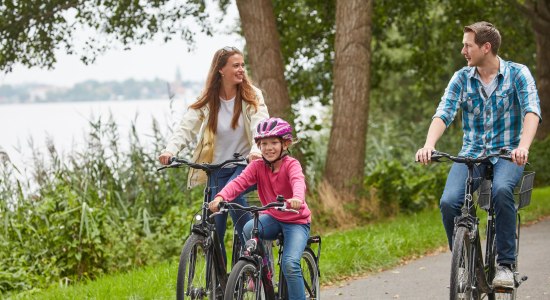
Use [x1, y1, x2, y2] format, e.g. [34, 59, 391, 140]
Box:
[8, 186, 550, 300]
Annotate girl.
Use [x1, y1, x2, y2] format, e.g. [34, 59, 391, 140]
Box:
[209, 117, 311, 300]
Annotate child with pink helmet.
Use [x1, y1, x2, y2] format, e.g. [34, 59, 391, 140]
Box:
[209, 117, 311, 300]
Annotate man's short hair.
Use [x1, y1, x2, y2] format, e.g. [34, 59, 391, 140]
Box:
[464, 21, 501, 55]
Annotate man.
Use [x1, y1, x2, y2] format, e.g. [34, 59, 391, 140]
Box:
[415, 21, 541, 288]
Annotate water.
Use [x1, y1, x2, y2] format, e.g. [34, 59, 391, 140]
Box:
[0, 98, 189, 167]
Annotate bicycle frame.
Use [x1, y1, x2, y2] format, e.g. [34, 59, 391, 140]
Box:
[431, 150, 531, 299]
[158, 153, 247, 299]
[220, 199, 321, 300]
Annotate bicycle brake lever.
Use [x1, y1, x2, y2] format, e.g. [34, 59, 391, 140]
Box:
[277, 207, 299, 214]
[209, 209, 227, 219]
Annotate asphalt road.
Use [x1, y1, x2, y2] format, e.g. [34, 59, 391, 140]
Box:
[321, 218, 550, 299]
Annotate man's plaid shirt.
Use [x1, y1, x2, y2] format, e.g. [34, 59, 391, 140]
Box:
[434, 57, 542, 159]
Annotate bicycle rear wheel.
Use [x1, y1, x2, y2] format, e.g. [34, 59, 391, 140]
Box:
[176, 234, 218, 300]
[450, 227, 479, 300]
[301, 248, 320, 300]
[224, 260, 269, 300]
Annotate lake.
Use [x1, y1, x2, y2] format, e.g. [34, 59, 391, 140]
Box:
[0, 99, 189, 168]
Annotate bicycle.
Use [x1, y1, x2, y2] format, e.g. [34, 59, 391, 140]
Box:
[157, 153, 248, 300]
[215, 197, 321, 300]
[429, 150, 534, 300]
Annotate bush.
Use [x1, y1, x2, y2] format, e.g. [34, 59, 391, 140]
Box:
[0, 117, 203, 294]
[527, 135, 550, 187]
[364, 160, 449, 216]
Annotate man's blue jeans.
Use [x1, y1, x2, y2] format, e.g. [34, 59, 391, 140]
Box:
[208, 165, 253, 264]
[243, 214, 310, 300]
[439, 158, 524, 265]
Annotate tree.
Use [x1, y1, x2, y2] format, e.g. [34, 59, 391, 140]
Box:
[324, 0, 373, 194]
[510, 0, 550, 138]
[0, 0, 211, 72]
[235, 0, 291, 119]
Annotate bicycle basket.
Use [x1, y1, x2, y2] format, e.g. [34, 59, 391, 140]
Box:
[515, 171, 535, 209]
[477, 178, 492, 210]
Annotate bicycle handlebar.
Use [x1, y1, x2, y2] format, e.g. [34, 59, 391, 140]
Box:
[210, 197, 299, 218]
[430, 149, 513, 164]
[157, 153, 247, 172]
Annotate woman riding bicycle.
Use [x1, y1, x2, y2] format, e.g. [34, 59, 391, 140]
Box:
[209, 117, 311, 300]
[158, 46, 269, 263]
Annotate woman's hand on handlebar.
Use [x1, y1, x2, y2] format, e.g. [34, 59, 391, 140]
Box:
[209, 196, 224, 213]
[158, 152, 174, 165]
[416, 146, 435, 165]
[248, 152, 262, 161]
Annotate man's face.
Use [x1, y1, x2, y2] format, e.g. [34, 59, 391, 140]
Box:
[461, 32, 486, 67]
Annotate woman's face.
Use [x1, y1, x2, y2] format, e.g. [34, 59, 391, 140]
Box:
[219, 54, 245, 86]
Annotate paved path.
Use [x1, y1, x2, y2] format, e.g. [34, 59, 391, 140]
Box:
[321, 218, 550, 299]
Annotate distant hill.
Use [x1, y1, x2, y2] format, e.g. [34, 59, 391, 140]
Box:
[0, 78, 203, 104]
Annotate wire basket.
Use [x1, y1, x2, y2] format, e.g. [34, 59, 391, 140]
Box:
[476, 171, 535, 210]
[515, 171, 535, 209]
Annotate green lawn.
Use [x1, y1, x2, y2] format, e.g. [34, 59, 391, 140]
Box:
[9, 186, 550, 300]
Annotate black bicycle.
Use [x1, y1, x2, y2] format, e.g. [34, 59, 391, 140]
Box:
[215, 197, 321, 300]
[158, 153, 248, 300]
[429, 150, 534, 300]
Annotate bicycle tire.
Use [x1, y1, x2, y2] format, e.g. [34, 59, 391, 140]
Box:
[301, 248, 321, 300]
[487, 231, 497, 300]
[450, 227, 479, 300]
[224, 260, 269, 300]
[176, 234, 218, 300]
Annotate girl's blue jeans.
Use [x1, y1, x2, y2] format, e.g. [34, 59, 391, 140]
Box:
[439, 158, 523, 265]
[243, 214, 310, 300]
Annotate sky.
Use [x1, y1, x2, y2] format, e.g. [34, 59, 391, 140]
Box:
[0, 2, 244, 87]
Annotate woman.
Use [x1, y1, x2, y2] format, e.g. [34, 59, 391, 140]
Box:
[159, 46, 269, 262]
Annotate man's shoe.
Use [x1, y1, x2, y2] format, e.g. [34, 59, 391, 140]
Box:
[492, 265, 514, 288]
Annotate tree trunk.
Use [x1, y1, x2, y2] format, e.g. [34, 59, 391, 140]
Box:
[235, 0, 291, 119]
[324, 0, 373, 194]
[515, 0, 550, 139]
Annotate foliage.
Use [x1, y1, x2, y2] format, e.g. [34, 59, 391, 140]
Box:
[0, 0, 211, 71]
[13, 185, 550, 298]
[526, 134, 550, 187]
[0, 116, 202, 294]
[273, 0, 335, 105]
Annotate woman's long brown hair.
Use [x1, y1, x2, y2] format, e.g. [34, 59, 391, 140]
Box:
[189, 47, 259, 134]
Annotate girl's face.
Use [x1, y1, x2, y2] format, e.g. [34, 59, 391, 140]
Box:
[219, 54, 245, 86]
[259, 137, 289, 162]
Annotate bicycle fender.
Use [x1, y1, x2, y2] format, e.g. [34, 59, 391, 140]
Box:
[190, 225, 209, 237]
[237, 256, 260, 267]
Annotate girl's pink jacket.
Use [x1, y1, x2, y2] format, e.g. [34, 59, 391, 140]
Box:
[216, 156, 311, 224]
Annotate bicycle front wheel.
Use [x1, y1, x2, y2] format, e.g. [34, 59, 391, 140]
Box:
[450, 226, 479, 300]
[301, 248, 320, 300]
[224, 260, 269, 300]
[176, 234, 218, 300]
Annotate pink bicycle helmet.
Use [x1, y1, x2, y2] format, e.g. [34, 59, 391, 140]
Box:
[254, 117, 293, 143]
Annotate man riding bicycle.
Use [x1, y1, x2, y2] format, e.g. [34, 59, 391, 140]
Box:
[415, 21, 541, 288]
